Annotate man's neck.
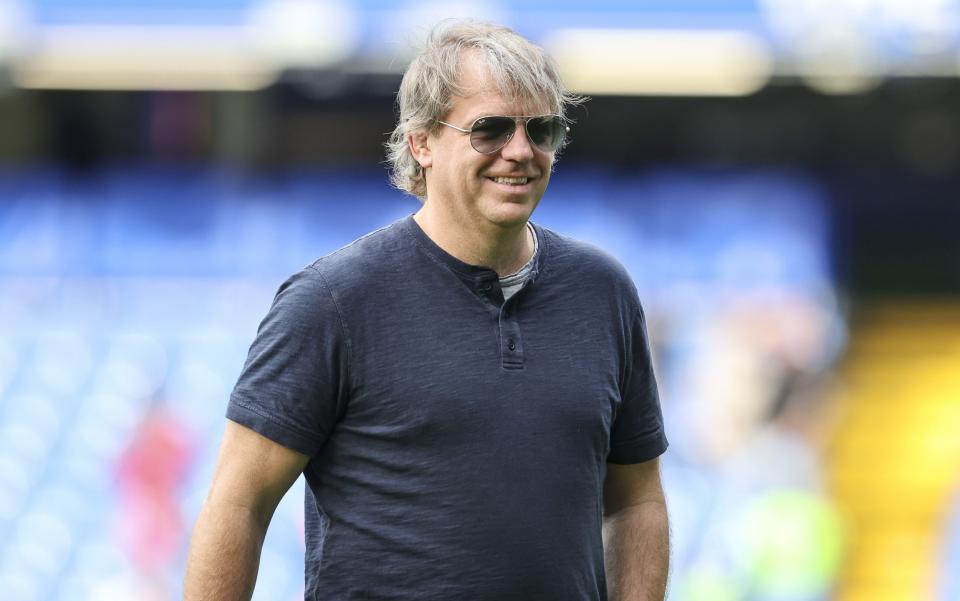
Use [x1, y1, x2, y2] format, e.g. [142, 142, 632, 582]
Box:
[413, 207, 534, 277]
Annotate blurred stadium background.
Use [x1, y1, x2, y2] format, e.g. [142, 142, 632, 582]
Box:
[1, 1, 960, 600]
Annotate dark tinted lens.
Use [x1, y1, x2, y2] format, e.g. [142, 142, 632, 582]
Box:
[526, 116, 567, 152]
[469, 117, 516, 153]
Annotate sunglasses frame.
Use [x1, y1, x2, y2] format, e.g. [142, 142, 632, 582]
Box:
[437, 115, 570, 155]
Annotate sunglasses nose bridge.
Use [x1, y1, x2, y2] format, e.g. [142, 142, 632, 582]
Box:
[484, 124, 529, 158]
[501, 124, 523, 152]
[512, 121, 538, 153]
[496, 118, 536, 154]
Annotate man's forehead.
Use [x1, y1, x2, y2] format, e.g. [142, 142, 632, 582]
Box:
[452, 51, 552, 116]
[450, 91, 550, 120]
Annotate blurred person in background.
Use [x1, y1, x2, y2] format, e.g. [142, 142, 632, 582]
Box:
[184, 19, 668, 601]
[115, 402, 195, 598]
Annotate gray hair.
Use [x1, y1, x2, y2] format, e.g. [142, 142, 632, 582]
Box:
[385, 20, 583, 200]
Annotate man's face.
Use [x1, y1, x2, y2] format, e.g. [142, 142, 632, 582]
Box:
[416, 52, 555, 230]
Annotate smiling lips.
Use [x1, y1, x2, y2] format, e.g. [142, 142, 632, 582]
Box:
[491, 176, 531, 185]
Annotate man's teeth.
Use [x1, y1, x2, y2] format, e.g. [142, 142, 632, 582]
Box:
[493, 177, 529, 185]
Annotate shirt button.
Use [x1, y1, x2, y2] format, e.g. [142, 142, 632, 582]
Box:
[507, 339, 516, 351]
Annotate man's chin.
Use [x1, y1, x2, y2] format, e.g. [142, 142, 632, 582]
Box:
[483, 200, 538, 228]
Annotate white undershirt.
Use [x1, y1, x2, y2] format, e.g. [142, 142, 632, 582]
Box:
[499, 222, 538, 301]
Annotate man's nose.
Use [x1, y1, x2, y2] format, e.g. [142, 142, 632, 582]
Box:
[499, 122, 536, 160]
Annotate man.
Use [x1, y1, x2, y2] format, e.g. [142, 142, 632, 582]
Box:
[184, 20, 669, 601]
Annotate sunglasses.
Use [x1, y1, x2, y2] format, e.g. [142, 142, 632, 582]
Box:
[437, 115, 569, 154]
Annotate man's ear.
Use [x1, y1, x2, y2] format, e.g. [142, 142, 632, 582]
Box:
[408, 131, 432, 169]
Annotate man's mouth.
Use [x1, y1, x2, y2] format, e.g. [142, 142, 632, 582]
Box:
[490, 176, 530, 185]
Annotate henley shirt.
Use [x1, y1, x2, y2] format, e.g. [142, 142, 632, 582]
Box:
[227, 214, 668, 601]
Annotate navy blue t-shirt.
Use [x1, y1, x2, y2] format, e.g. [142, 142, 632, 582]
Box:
[227, 215, 667, 601]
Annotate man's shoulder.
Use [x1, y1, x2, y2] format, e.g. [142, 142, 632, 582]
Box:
[537, 224, 635, 286]
[305, 216, 412, 287]
[536, 224, 646, 317]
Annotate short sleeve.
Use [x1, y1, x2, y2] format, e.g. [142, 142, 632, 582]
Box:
[608, 305, 668, 464]
[227, 266, 349, 457]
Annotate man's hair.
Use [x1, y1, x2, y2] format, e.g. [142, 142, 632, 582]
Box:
[385, 20, 582, 200]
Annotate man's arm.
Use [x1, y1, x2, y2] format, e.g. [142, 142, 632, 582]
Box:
[184, 420, 310, 600]
[602, 457, 669, 601]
